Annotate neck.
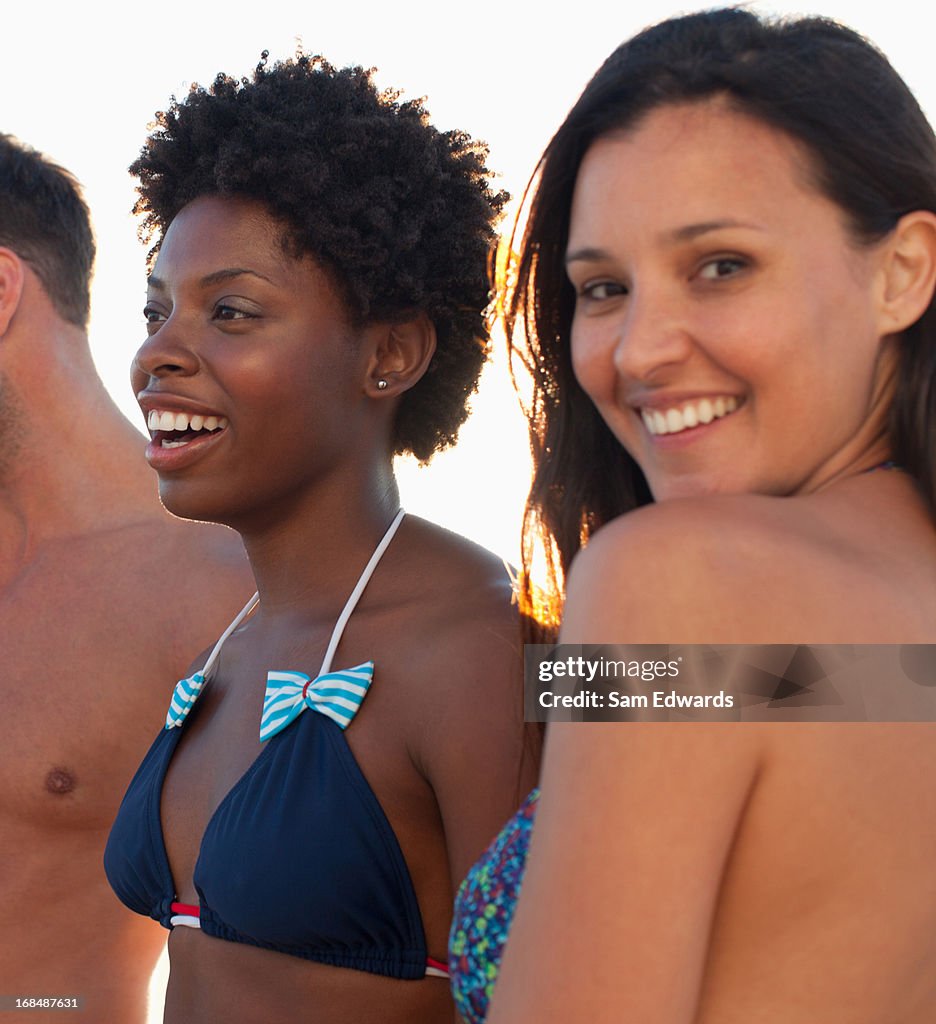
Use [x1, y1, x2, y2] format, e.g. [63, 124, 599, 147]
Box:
[0, 332, 159, 546]
[800, 348, 899, 495]
[237, 464, 403, 622]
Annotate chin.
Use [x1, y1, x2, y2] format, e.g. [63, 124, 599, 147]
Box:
[156, 482, 226, 526]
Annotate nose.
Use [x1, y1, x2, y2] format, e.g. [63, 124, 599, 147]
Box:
[131, 318, 200, 393]
[611, 286, 693, 384]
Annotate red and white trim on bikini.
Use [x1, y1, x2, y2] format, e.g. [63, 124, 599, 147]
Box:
[169, 901, 201, 928]
[425, 956, 450, 979]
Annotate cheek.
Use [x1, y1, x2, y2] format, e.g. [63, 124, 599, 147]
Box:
[570, 319, 616, 409]
[130, 362, 147, 398]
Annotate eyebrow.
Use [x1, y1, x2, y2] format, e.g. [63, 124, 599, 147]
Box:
[565, 219, 764, 265]
[667, 219, 763, 242]
[147, 267, 274, 291]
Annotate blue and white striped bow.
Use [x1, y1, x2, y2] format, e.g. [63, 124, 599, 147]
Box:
[165, 672, 207, 730]
[259, 663, 374, 741]
[164, 662, 374, 739]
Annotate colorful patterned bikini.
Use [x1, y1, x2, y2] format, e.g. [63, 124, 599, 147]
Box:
[449, 787, 540, 1021]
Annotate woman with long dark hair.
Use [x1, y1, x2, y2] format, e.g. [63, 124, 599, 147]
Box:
[450, 10, 936, 1022]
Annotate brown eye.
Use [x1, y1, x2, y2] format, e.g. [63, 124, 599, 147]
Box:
[580, 281, 627, 300]
[214, 304, 253, 321]
[698, 257, 746, 280]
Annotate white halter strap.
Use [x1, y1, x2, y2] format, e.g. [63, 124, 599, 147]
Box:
[198, 593, 259, 680]
[198, 509, 406, 681]
[319, 508, 405, 674]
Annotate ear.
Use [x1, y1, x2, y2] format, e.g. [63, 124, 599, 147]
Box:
[0, 247, 26, 337]
[876, 211, 936, 336]
[364, 311, 437, 397]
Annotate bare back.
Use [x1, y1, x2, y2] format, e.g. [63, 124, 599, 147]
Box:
[492, 472, 936, 1024]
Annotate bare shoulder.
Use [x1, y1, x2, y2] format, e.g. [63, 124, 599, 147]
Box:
[563, 496, 787, 643]
[573, 493, 795, 575]
[95, 511, 254, 679]
[386, 514, 531, 761]
[395, 514, 519, 669]
[143, 514, 250, 586]
[563, 491, 934, 643]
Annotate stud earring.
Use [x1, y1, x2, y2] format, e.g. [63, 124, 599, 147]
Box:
[376, 378, 389, 391]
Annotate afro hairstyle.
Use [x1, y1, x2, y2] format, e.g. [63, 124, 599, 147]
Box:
[131, 52, 507, 461]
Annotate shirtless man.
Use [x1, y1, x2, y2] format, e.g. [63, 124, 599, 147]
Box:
[0, 135, 254, 1021]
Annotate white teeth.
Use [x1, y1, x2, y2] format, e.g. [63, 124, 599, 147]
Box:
[145, 409, 228, 436]
[641, 396, 740, 436]
[160, 439, 189, 449]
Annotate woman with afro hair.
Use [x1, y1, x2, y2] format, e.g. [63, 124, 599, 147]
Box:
[104, 52, 536, 1023]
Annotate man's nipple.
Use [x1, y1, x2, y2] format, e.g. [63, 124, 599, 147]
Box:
[45, 766, 77, 795]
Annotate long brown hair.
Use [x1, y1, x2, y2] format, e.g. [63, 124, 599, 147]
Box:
[506, 8, 936, 634]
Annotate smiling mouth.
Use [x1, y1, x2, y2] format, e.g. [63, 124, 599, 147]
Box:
[640, 396, 740, 437]
[147, 409, 229, 449]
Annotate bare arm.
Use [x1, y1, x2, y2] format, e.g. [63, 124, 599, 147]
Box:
[416, 596, 540, 894]
[488, 511, 765, 1023]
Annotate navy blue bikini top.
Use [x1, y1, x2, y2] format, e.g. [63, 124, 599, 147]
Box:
[104, 511, 447, 979]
